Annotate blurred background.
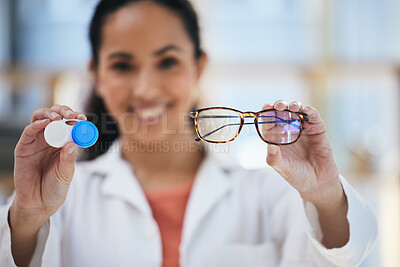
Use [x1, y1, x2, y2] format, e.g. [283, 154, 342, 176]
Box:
[0, 0, 399, 266]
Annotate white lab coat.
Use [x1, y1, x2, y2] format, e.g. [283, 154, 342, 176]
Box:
[0, 142, 377, 267]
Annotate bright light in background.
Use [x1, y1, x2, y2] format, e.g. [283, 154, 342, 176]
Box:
[237, 138, 268, 169]
[53, 72, 82, 111]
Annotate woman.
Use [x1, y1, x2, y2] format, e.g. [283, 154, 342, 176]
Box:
[0, 0, 376, 266]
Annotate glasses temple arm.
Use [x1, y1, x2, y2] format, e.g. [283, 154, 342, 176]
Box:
[197, 121, 300, 141]
[199, 122, 242, 139]
[257, 120, 301, 130]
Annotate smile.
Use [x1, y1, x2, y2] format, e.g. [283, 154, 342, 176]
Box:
[128, 103, 169, 124]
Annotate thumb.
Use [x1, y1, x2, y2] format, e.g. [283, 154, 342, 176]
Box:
[266, 145, 291, 179]
[57, 142, 76, 184]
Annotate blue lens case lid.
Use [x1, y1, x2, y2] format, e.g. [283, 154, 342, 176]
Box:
[71, 121, 99, 148]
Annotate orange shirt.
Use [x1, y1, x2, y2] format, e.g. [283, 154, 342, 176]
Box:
[145, 180, 194, 267]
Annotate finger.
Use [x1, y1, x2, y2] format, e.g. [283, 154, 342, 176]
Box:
[32, 108, 61, 122]
[303, 106, 323, 124]
[261, 103, 274, 110]
[77, 113, 87, 120]
[50, 105, 85, 120]
[266, 144, 292, 180]
[57, 142, 76, 184]
[18, 119, 51, 145]
[32, 106, 86, 122]
[289, 101, 303, 112]
[273, 100, 288, 111]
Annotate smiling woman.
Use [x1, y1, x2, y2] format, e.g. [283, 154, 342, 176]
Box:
[84, 0, 205, 160]
[0, 1, 377, 267]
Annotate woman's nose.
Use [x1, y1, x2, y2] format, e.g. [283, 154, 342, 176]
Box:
[132, 68, 160, 100]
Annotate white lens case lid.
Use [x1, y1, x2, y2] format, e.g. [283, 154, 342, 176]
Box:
[44, 119, 80, 148]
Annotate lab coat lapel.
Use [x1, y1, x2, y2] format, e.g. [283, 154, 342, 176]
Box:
[181, 154, 234, 251]
[93, 143, 153, 217]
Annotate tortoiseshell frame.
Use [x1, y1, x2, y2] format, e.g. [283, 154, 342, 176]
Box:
[189, 107, 310, 145]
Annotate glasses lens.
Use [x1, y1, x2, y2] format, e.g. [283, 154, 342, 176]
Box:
[196, 109, 241, 142]
[257, 110, 301, 144]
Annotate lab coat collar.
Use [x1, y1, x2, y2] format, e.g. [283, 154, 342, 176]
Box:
[86, 141, 235, 240]
[88, 141, 153, 217]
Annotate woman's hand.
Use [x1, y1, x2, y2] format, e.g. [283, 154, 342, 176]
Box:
[9, 105, 86, 267]
[11, 105, 87, 228]
[265, 100, 349, 249]
[264, 100, 343, 207]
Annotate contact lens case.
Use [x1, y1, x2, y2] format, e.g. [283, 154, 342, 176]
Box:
[44, 119, 98, 148]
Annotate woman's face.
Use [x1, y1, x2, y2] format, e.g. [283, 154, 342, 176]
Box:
[93, 2, 206, 143]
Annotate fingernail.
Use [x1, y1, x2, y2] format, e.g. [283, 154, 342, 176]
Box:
[50, 112, 59, 118]
[268, 145, 278, 155]
[67, 146, 75, 154]
[66, 110, 74, 116]
[78, 114, 87, 120]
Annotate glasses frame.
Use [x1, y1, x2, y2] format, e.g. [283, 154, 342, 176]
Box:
[189, 107, 310, 145]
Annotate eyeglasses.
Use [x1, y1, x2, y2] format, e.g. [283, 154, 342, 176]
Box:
[189, 107, 309, 145]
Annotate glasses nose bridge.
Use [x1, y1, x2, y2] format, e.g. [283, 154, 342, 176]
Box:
[242, 112, 257, 122]
[242, 112, 256, 118]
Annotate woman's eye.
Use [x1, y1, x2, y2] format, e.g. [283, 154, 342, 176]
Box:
[111, 62, 132, 72]
[159, 58, 178, 69]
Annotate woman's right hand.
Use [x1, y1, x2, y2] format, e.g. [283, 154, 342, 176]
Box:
[10, 105, 87, 229]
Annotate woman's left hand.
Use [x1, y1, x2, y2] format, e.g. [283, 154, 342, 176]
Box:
[265, 100, 344, 207]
